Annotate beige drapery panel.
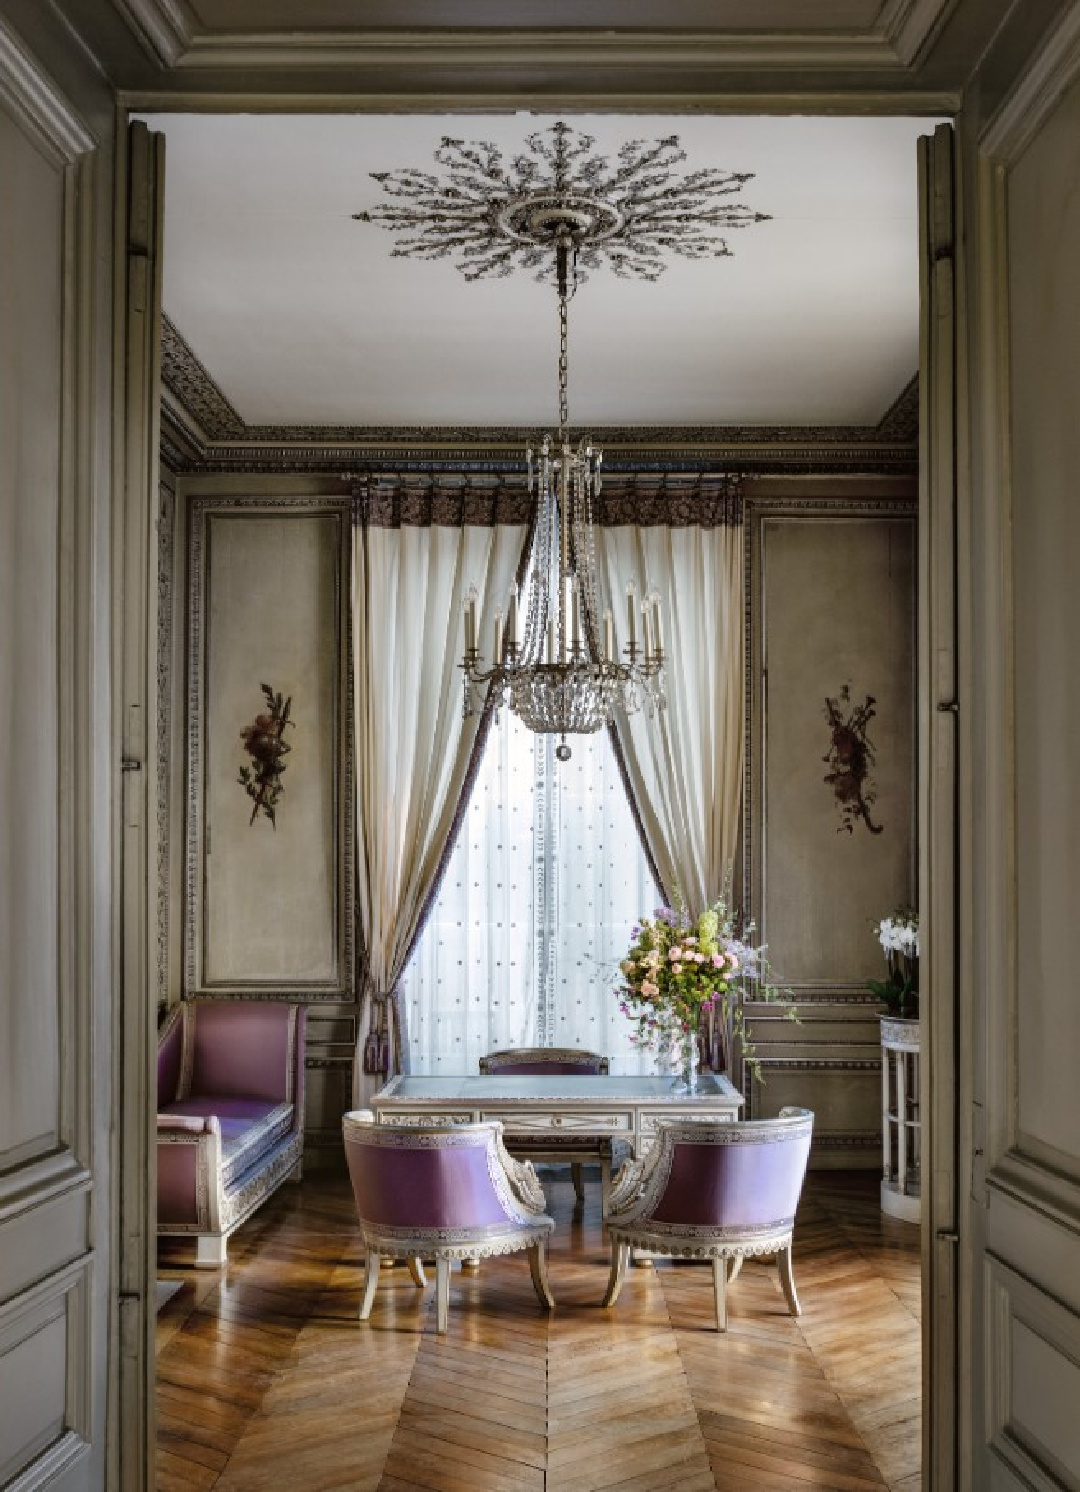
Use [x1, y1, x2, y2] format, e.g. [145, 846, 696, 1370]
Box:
[596, 520, 745, 914]
[352, 511, 527, 1106]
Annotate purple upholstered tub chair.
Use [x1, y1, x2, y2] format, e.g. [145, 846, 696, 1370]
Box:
[479, 1047, 628, 1208]
[602, 1107, 814, 1331]
[157, 999, 306, 1267]
[342, 1110, 556, 1333]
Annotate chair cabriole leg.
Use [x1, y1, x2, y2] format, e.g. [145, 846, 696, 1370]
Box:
[407, 1257, 427, 1288]
[527, 1240, 556, 1312]
[712, 1255, 728, 1331]
[359, 1250, 380, 1320]
[435, 1256, 451, 1333]
[778, 1242, 800, 1317]
[728, 1253, 743, 1284]
[601, 1239, 629, 1307]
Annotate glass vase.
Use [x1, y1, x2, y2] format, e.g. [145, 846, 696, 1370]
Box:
[678, 1025, 700, 1094]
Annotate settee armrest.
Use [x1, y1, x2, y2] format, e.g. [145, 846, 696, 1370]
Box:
[157, 1113, 217, 1136]
[157, 1113, 222, 1232]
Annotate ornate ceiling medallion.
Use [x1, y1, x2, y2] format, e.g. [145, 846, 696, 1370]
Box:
[352, 121, 770, 283]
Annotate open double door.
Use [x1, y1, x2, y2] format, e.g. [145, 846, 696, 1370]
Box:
[3, 9, 1080, 1486]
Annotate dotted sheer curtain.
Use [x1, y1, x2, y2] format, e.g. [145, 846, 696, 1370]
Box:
[404, 710, 661, 1075]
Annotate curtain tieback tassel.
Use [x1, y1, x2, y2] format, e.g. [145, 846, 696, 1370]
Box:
[363, 988, 397, 1077]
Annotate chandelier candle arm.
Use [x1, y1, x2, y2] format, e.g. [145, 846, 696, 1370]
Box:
[464, 588, 477, 657]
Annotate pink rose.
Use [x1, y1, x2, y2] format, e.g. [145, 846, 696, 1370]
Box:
[672, 962, 683, 974]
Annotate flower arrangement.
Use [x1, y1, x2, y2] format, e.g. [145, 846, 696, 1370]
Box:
[868, 906, 919, 1016]
[617, 895, 793, 1087]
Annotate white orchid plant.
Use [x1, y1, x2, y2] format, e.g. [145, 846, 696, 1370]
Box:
[870, 906, 920, 1016]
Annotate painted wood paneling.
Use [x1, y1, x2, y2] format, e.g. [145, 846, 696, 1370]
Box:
[0, 78, 63, 1170]
[0, 16, 112, 1488]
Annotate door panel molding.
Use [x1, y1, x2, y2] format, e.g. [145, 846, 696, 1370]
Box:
[985, 1255, 1080, 1491]
[0, 1255, 93, 1490]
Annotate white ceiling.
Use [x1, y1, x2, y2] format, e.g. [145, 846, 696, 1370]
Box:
[141, 111, 935, 429]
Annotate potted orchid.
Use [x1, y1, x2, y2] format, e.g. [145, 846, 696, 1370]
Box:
[617, 895, 792, 1090]
[869, 907, 920, 1018]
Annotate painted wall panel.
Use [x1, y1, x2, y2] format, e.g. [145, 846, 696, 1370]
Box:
[0, 99, 62, 1165]
[1009, 70, 1080, 1173]
[190, 507, 348, 990]
[745, 495, 917, 1159]
[759, 515, 915, 988]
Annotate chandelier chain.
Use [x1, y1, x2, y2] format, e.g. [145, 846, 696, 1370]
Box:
[556, 236, 570, 439]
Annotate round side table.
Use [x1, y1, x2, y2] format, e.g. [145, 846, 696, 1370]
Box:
[880, 1015, 921, 1222]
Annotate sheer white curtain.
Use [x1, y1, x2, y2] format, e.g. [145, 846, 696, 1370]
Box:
[405, 711, 660, 1075]
[353, 517, 526, 1104]
[597, 522, 744, 911]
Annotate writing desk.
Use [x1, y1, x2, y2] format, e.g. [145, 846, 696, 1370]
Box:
[372, 1074, 744, 1203]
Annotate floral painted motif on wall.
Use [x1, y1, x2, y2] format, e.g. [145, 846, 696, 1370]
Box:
[823, 683, 883, 836]
[238, 684, 294, 828]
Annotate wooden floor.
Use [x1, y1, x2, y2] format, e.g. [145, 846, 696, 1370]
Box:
[157, 1169, 921, 1492]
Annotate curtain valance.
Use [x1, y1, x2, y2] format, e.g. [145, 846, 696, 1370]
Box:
[352, 472, 743, 529]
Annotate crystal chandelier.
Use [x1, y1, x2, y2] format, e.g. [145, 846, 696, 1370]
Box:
[461, 219, 665, 759]
[354, 120, 770, 758]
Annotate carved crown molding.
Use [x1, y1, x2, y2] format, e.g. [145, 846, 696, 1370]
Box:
[160, 314, 918, 477]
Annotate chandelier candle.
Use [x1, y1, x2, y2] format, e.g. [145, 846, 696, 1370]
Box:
[356, 121, 769, 758]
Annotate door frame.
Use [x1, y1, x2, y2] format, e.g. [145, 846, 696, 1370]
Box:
[112, 89, 963, 1492]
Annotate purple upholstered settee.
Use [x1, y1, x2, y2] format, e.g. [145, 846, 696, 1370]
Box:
[157, 999, 306, 1267]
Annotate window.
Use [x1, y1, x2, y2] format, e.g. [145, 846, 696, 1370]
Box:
[404, 710, 661, 1074]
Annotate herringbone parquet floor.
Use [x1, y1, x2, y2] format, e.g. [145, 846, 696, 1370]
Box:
[156, 1170, 921, 1492]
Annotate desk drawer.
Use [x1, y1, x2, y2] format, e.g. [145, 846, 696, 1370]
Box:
[373, 1108, 478, 1127]
[638, 1108, 737, 1138]
[486, 1109, 633, 1135]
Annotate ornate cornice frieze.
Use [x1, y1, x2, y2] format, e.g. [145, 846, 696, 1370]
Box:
[160, 311, 918, 478]
[350, 470, 745, 528]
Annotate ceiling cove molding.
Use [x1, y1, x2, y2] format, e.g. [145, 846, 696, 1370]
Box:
[107, 2, 956, 82]
[160, 315, 917, 477]
[0, 16, 95, 163]
[171, 31, 899, 75]
[110, 0, 194, 68]
[878, 0, 959, 67]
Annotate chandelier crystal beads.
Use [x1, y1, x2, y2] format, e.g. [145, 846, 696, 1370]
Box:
[356, 122, 769, 756]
